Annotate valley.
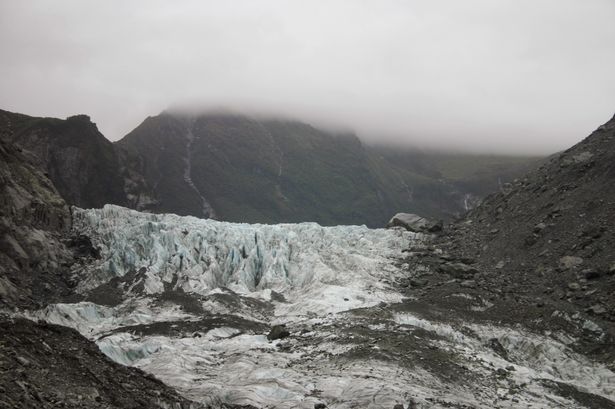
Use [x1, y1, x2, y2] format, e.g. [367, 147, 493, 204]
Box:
[0, 109, 613, 409]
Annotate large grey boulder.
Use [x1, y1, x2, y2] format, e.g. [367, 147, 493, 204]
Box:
[386, 213, 428, 232]
[387, 213, 442, 233]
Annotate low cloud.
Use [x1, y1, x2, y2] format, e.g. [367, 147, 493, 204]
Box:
[1, 0, 614, 154]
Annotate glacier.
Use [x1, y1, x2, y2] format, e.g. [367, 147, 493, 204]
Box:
[27, 205, 615, 408]
[70, 205, 414, 315]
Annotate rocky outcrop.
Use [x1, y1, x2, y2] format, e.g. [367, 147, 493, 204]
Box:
[0, 111, 129, 209]
[0, 127, 219, 409]
[0, 139, 73, 308]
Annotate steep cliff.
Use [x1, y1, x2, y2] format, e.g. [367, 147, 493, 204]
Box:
[0, 139, 73, 308]
[0, 110, 128, 209]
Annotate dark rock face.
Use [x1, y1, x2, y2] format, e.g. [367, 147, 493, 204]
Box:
[0, 139, 73, 308]
[67, 234, 101, 259]
[0, 110, 129, 209]
[443, 113, 615, 322]
[0, 316, 202, 409]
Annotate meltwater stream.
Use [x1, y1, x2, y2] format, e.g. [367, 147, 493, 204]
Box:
[32, 206, 615, 408]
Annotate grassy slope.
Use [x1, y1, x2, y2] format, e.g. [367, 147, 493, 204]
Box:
[424, 153, 543, 199]
[373, 146, 543, 205]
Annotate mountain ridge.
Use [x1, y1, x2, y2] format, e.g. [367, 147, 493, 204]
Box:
[0, 107, 540, 227]
[118, 110, 541, 226]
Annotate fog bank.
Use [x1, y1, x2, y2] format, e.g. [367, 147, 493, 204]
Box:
[1, 1, 614, 154]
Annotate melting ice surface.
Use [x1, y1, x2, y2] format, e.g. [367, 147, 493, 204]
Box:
[35, 205, 615, 408]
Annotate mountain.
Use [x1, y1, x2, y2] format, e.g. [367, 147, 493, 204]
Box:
[0, 108, 540, 227]
[118, 111, 540, 226]
[387, 113, 615, 383]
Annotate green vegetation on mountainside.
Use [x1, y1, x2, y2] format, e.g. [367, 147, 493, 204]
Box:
[120, 112, 542, 227]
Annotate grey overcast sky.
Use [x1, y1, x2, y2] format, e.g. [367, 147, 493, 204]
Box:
[1, 1, 614, 153]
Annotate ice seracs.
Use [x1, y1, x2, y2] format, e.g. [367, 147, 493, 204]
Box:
[72, 205, 415, 313]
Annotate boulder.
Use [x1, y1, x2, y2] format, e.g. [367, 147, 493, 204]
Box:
[588, 304, 606, 315]
[486, 338, 509, 361]
[559, 256, 583, 269]
[267, 324, 290, 341]
[567, 282, 580, 291]
[410, 278, 428, 287]
[387, 213, 441, 233]
[387, 213, 428, 232]
[427, 220, 444, 233]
